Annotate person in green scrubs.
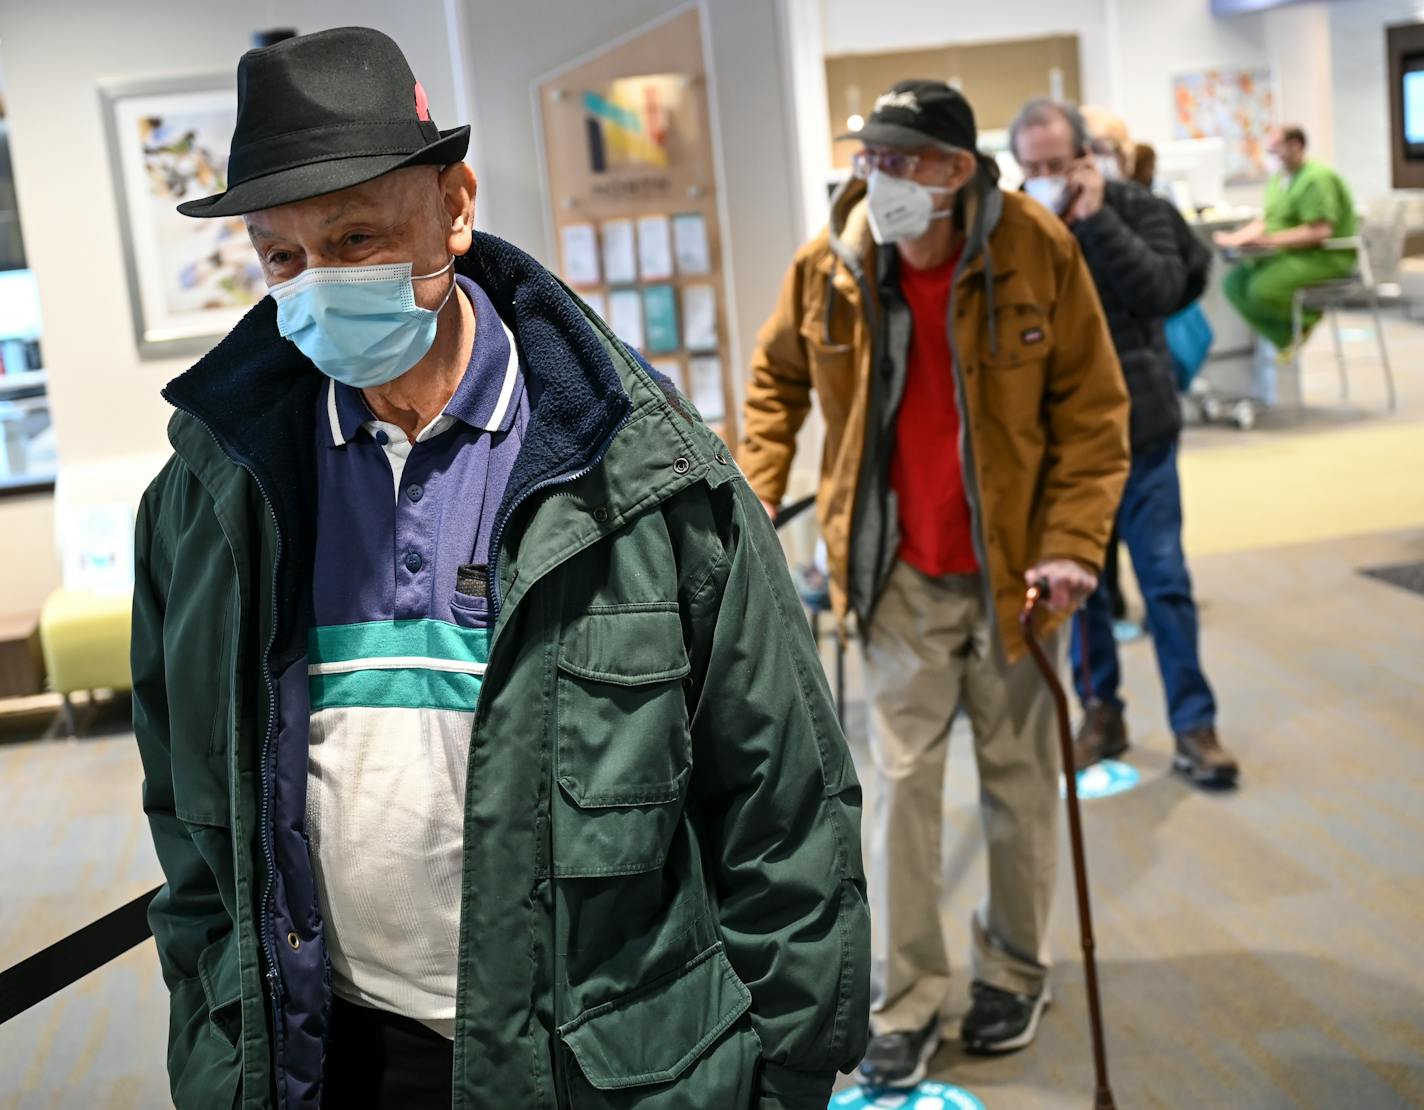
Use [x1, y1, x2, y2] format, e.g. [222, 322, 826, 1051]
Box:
[1215, 125, 1357, 355]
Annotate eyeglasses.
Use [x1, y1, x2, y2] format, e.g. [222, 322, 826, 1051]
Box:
[852, 148, 926, 180]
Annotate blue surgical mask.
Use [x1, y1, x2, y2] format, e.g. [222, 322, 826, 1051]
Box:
[272, 258, 457, 388]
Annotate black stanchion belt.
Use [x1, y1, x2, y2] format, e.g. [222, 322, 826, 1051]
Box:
[0, 884, 159, 1024]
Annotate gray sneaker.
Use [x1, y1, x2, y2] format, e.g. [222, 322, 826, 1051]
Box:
[856, 1015, 941, 1089]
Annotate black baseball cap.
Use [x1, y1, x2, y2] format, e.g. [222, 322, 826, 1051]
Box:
[840, 78, 978, 150]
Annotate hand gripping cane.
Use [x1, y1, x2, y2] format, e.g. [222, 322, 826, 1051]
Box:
[1020, 582, 1117, 1110]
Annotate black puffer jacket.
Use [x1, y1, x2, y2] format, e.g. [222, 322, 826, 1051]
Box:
[1072, 180, 1195, 454]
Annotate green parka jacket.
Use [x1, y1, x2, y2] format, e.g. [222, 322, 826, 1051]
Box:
[132, 232, 869, 1110]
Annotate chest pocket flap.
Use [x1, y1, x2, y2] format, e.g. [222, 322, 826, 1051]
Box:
[554, 604, 693, 878]
[982, 302, 1055, 369]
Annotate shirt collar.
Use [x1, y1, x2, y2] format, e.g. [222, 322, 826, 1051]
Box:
[324, 273, 524, 447]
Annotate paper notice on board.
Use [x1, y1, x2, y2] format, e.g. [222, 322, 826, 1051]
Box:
[681, 283, 718, 352]
[560, 223, 601, 287]
[608, 289, 645, 350]
[601, 218, 637, 285]
[672, 213, 711, 275]
[642, 285, 680, 354]
[582, 291, 608, 323]
[637, 215, 674, 281]
[688, 356, 725, 421]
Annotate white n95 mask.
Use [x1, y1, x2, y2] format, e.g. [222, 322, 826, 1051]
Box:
[1024, 175, 1069, 216]
[866, 170, 954, 245]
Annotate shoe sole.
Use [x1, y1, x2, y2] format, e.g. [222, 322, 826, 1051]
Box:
[1173, 755, 1239, 788]
[855, 1027, 943, 1089]
[961, 988, 1052, 1055]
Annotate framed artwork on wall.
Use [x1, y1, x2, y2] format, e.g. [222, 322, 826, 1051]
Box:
[99, 75, 265, 359]
[1171, 65, 1278, 184]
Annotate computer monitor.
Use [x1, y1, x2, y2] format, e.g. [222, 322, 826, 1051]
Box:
[1402, 54, 1424, 158]
[1153, 137, 1226, 212]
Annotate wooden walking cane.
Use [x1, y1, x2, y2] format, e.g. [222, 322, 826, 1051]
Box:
[1020, 582, 1117, 1110]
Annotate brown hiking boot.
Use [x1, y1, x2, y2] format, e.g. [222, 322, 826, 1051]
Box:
[1174, 726, 1239, 788]
[1074, 700, 1129, 770]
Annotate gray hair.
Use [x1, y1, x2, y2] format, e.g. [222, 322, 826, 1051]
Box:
[1009, 97, 1089, 160]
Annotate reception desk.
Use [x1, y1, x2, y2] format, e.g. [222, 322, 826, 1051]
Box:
[1187, 212, 1301, 412]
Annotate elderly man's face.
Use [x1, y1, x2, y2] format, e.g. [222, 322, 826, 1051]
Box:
[245, 163, 476, 308]
[1014, 115, 1080, 179]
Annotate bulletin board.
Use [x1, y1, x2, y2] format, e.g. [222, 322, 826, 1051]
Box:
[534, 5, 737, 445]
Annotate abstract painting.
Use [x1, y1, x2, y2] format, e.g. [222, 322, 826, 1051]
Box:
[1171, 65, 1277, 184]
[583, 74, 686, 173]
[100, 76, 265, 357]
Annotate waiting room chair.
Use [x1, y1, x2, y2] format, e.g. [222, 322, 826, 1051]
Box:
[1289, 207, 1402, 416]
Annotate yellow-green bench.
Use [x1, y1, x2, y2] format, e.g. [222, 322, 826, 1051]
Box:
[39, 587, 132, 735]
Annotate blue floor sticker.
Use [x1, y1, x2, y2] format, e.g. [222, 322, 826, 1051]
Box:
[831, 1081, 986, 1109]
[1060, 758, 1141, 800]
[1112, 619, 1146, 643]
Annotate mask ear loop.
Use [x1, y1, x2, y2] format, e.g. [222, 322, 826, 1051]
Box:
[414, 257, 458, 314]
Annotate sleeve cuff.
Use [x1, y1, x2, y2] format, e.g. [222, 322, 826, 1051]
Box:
[756, 1062, 837, 1109]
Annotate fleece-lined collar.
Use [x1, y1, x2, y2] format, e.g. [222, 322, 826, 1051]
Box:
[163, 231, 633, 658]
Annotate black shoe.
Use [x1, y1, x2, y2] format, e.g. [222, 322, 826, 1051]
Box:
[960, 981, 1051, 1054]
[1174, 726, 1239, 788]
[1073, 699, 1129, 770]
[856, 1015, 941, 1089]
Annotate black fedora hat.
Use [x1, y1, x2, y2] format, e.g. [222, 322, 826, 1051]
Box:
[178, 26, 470, 218]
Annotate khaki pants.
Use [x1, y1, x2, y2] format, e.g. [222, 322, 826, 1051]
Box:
[864, 561, 1063, 1035]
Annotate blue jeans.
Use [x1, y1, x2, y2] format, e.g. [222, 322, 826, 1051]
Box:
[1071, 442, 1216, 735]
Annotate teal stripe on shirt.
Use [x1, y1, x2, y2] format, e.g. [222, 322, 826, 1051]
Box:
[308, 619, 491, 666]
[310, 667, 484, 712]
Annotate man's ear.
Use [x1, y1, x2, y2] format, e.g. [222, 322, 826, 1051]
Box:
[953, 150, 979, 191]
[440, 162, 477, 256]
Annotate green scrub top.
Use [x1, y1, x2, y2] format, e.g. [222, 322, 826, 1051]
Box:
[1263, 159, 1357, 269]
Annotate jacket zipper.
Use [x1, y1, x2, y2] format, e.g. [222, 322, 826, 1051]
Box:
[486, 409, 632, 622]
[830, 256, 882, 623]
[164, 399, 288, 1035]
[944, 276, 995, 605]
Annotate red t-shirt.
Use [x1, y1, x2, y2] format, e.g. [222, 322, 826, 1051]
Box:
[888, 251, 979, 577]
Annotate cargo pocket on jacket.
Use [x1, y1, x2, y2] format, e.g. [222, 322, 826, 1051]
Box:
[554, 604, 692, 878]
[559, 943, 759, 1110]
[197, 929, 242, 1048]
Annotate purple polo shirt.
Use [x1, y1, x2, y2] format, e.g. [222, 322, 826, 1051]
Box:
[303, 275, 528, 1033]
[312, 274, 528, 633]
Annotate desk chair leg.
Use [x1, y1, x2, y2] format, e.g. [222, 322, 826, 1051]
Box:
[59, 694, 77, 739]
[1328, 308, 1347, 404]
[1368, 289, 1398, 412]
[1291, 293, 1306, 421]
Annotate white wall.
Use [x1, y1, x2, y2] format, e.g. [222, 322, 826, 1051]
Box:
[809, 0, 1353, 209]
[1330, 0, 1421, 206]
[820, 0, 1115, 108]
[0, 0, 462, 615]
